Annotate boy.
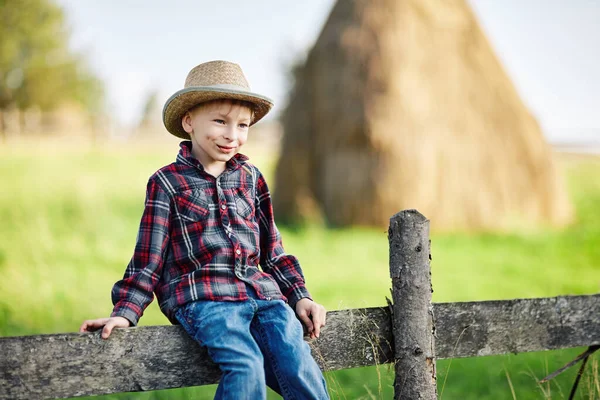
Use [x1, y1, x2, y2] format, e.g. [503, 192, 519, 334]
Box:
[80, 61, 329, 399]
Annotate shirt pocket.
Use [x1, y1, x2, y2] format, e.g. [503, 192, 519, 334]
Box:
[234, 187, 255, 220]
[174, 189, 210, 222]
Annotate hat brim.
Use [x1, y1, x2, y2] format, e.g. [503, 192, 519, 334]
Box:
[162, 86, 274, 139]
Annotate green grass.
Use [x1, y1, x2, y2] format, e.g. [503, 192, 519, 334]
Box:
[1, 141, 599, 399]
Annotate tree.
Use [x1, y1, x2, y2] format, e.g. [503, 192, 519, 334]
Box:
[0, 0, 103, 113]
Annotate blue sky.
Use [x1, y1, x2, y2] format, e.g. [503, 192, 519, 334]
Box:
[55, 0, 599, 143]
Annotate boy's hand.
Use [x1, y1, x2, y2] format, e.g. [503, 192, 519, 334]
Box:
[79, 316, 131, 339]
[295, 298, 327, 339]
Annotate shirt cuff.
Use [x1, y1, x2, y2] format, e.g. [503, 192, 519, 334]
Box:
[110, 304, 141, 327]
[286, 285, 312, 311]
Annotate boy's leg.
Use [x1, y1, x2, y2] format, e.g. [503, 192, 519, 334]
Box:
[248, 294, 330, 399]
[175, 300, 266, 400]
[243, 285, 283, 396]
[263, 350, 283, 396]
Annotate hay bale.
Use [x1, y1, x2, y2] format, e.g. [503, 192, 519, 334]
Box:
[274, 0, 573, 231]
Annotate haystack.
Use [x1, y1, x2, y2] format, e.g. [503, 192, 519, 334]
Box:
[273, 0, 573, 231]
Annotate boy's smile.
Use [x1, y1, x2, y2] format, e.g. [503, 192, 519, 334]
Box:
[181, 100, 253, 176]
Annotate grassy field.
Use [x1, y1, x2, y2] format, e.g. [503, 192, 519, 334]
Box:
[0, 139, 599, 399]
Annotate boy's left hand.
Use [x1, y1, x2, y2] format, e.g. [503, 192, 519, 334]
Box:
[295, 298, 327, 339]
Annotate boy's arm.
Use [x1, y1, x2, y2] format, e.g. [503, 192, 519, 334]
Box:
[110, 177, 171, 326]
[255, 170, 311, 310]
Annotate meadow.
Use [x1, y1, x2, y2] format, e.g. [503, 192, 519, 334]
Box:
[0, 139, 599, 399]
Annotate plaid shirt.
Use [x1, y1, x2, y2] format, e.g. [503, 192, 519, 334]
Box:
[110, 140, 311, 326]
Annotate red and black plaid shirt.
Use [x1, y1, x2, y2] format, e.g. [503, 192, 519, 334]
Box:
[110, 140, 311, 326]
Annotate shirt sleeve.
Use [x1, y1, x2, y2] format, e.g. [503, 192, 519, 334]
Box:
[110, 177, 171, 326]
[255, 168, 311, 310]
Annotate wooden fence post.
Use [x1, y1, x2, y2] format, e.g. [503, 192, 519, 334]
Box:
[389, 209, 437, 399]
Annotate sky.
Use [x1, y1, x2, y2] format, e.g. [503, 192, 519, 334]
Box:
[55, 0, 600, 144]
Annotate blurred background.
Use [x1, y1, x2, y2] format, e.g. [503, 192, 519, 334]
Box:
[1, 0, 599, 398]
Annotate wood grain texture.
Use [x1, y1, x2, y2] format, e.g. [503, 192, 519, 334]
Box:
[0, 307, 393, 400]
[389, 210, 437, 399]
[434, 294, 600, 359]
[1, 294, 599, 399]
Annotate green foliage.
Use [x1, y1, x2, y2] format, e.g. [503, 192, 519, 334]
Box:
[0, 144, 598, 399]
[0, 0, 103, 111]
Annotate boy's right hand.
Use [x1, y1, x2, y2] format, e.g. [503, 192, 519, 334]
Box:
[79, 316, 131, 339]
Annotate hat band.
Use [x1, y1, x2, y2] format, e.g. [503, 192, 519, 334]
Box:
[168, 85, 273, 104]
[200, 83, 251, 91]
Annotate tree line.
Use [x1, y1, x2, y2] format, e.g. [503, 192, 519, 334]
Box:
[0, 0, 103, 118]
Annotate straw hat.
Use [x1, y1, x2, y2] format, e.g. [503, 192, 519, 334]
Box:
[162, 60, 274, 139]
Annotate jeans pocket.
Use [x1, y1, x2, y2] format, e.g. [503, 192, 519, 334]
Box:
[175, 303, 203, 345]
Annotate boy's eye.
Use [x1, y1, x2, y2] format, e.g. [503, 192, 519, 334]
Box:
[214, 119, 225, 124]
[239, 123, 249, 129]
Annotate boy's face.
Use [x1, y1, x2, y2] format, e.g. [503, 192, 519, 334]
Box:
[182, 100, 252, 167]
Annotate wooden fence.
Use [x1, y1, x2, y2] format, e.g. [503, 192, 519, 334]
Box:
[1, 210, 599, 399]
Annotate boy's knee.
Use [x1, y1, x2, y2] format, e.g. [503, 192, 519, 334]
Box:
[221, 352, 265, 380]
[273, 344, 317, 377]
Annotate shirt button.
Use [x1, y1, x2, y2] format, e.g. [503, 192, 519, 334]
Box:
[235, 249, 241, 255]
[221, 204, 227, 210]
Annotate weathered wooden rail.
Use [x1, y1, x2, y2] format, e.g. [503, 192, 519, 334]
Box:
[1, 210, 599, 399]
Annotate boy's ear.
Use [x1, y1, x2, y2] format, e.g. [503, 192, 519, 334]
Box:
[181, 111, 194, 135]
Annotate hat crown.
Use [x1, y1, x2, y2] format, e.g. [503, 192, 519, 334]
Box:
[184, 61, 250, 90]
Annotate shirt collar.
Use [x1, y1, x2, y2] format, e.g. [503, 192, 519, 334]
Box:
[175, 140, 249, 171]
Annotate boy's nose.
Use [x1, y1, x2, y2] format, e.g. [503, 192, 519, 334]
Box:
[224, 126, 238, 141]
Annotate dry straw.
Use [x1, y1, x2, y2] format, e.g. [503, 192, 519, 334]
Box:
[274, 0, 573, 231]
[162, 60, 274, 139]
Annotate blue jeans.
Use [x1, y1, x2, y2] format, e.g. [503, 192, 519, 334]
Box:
[174, 285, 329, 399]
